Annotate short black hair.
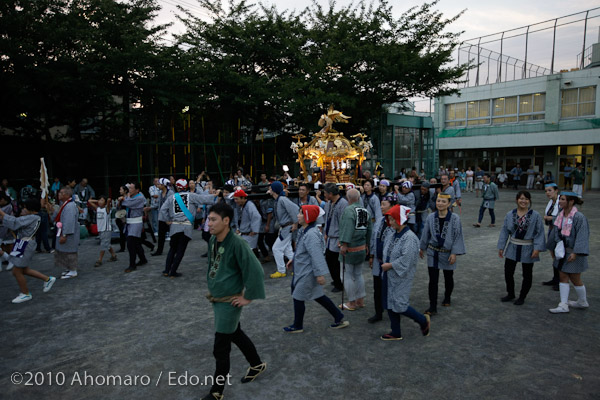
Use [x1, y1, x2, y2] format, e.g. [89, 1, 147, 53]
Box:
[298, 183, 310, 190]
[323, 183, 339, 195]
[516, 190, 532, 204]
[23, 198, 41, 212]
[209, 202, 234, 225]
[483, 173, 491, 178]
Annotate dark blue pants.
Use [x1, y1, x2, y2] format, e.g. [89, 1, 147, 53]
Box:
[126, 236, 146, 268]
[428, 267, 454, 311]
[372, 274, 383, 317]
[35, 212, 51, 251]
[154, 221, 169, 254]
[504, 259, 533, 299]
[293, 295, 343, 329]
[164, 232, 190, 275]
[387, 306, 427, 337]
[478, 206, 496, 224]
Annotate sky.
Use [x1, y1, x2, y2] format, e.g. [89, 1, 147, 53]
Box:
[155, 0, 600, 109]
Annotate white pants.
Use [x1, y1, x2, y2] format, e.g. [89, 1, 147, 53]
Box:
[526, 175, 535, 189]
[340, 262, 366, 302]
[272, 234, 293, 273]
[573, 184, 583, 197]
[466, 177, 473, 191]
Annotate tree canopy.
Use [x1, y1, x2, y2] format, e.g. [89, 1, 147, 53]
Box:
[1, 0, 468, 153]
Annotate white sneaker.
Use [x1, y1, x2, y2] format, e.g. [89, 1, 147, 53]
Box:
[567, 300, 589, 309]
[549, 303, 569, 313]
[43, 276, 56, 293]
[12, 293, 32, 303]
[61, 269, 70, 276]
[61, 270, 78, 279]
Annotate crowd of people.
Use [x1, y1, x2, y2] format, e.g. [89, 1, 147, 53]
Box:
[0, 163, 591, 400]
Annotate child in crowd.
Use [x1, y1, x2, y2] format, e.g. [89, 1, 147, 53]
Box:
[88, 196, 118, 267]
[0, 198, 57, 303]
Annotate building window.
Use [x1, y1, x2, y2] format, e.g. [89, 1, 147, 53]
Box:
[445, 103, 466, 127]
[467, 100, 490, 126]
[561, 86, 596, 118]
[492, 96, 518, 124]
[519, 93, 545, 121]
[445, 93, 545, 128]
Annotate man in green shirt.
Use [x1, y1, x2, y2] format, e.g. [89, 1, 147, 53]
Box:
[338, 188, 372, 311]
[203, 202, 266, 400]
[572, 163, 585, 198]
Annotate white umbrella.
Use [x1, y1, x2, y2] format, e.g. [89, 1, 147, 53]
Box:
[40, 157, 49, 200]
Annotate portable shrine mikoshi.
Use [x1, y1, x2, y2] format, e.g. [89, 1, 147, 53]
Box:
[290, 106, 372, 186]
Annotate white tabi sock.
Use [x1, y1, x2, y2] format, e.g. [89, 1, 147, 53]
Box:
[574, 285, 587, 304]
[1, 252, 8, 261]
[559, 282, 570, 305]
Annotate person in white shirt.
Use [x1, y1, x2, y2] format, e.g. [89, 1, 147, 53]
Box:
[149, 178, 161, 232]
[465, 167, 474, 192]
[497, 170, 508, 189]
[88, 196, 117, 267]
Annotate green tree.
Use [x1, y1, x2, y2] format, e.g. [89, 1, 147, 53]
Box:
[177, 0, 308, 145]
[175, 0, 467, 138]
[0, 0, 170, 141]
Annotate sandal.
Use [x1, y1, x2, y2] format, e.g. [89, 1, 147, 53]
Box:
[422, 314, 431, 337]
[380, 333, 403, 341]
[241, 362, 267, 383]
[339, 303, 356, 311]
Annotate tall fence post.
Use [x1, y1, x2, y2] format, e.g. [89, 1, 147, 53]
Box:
[551, 18, 557, 74]
[580, 10, 589, 69]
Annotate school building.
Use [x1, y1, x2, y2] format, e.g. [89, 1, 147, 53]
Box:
[433, 47, 600, 191]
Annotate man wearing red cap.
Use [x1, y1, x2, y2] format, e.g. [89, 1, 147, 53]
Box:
[159, 179, 218, 277]
[232, 189, 262, 255]
[380, 204, 430, 340]
[283, 205, 349, 332]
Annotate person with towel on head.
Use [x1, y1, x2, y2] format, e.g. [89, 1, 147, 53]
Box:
[160, 179, 218, 277]
[232, 189, 262, 258]
[152, 178, 174, 256]
[547, 192, 590, 313]
[267, 181, 299, 279]
[419, 193, 466, 316]
[118, 182, 148, 273]
[338, 188, 372, 311]
[396, 181, 416, 232]
[282, 205, 350, 333]
[380, 205, 430, 341]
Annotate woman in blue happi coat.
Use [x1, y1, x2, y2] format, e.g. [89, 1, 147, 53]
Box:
[283, 205, 349, 333]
